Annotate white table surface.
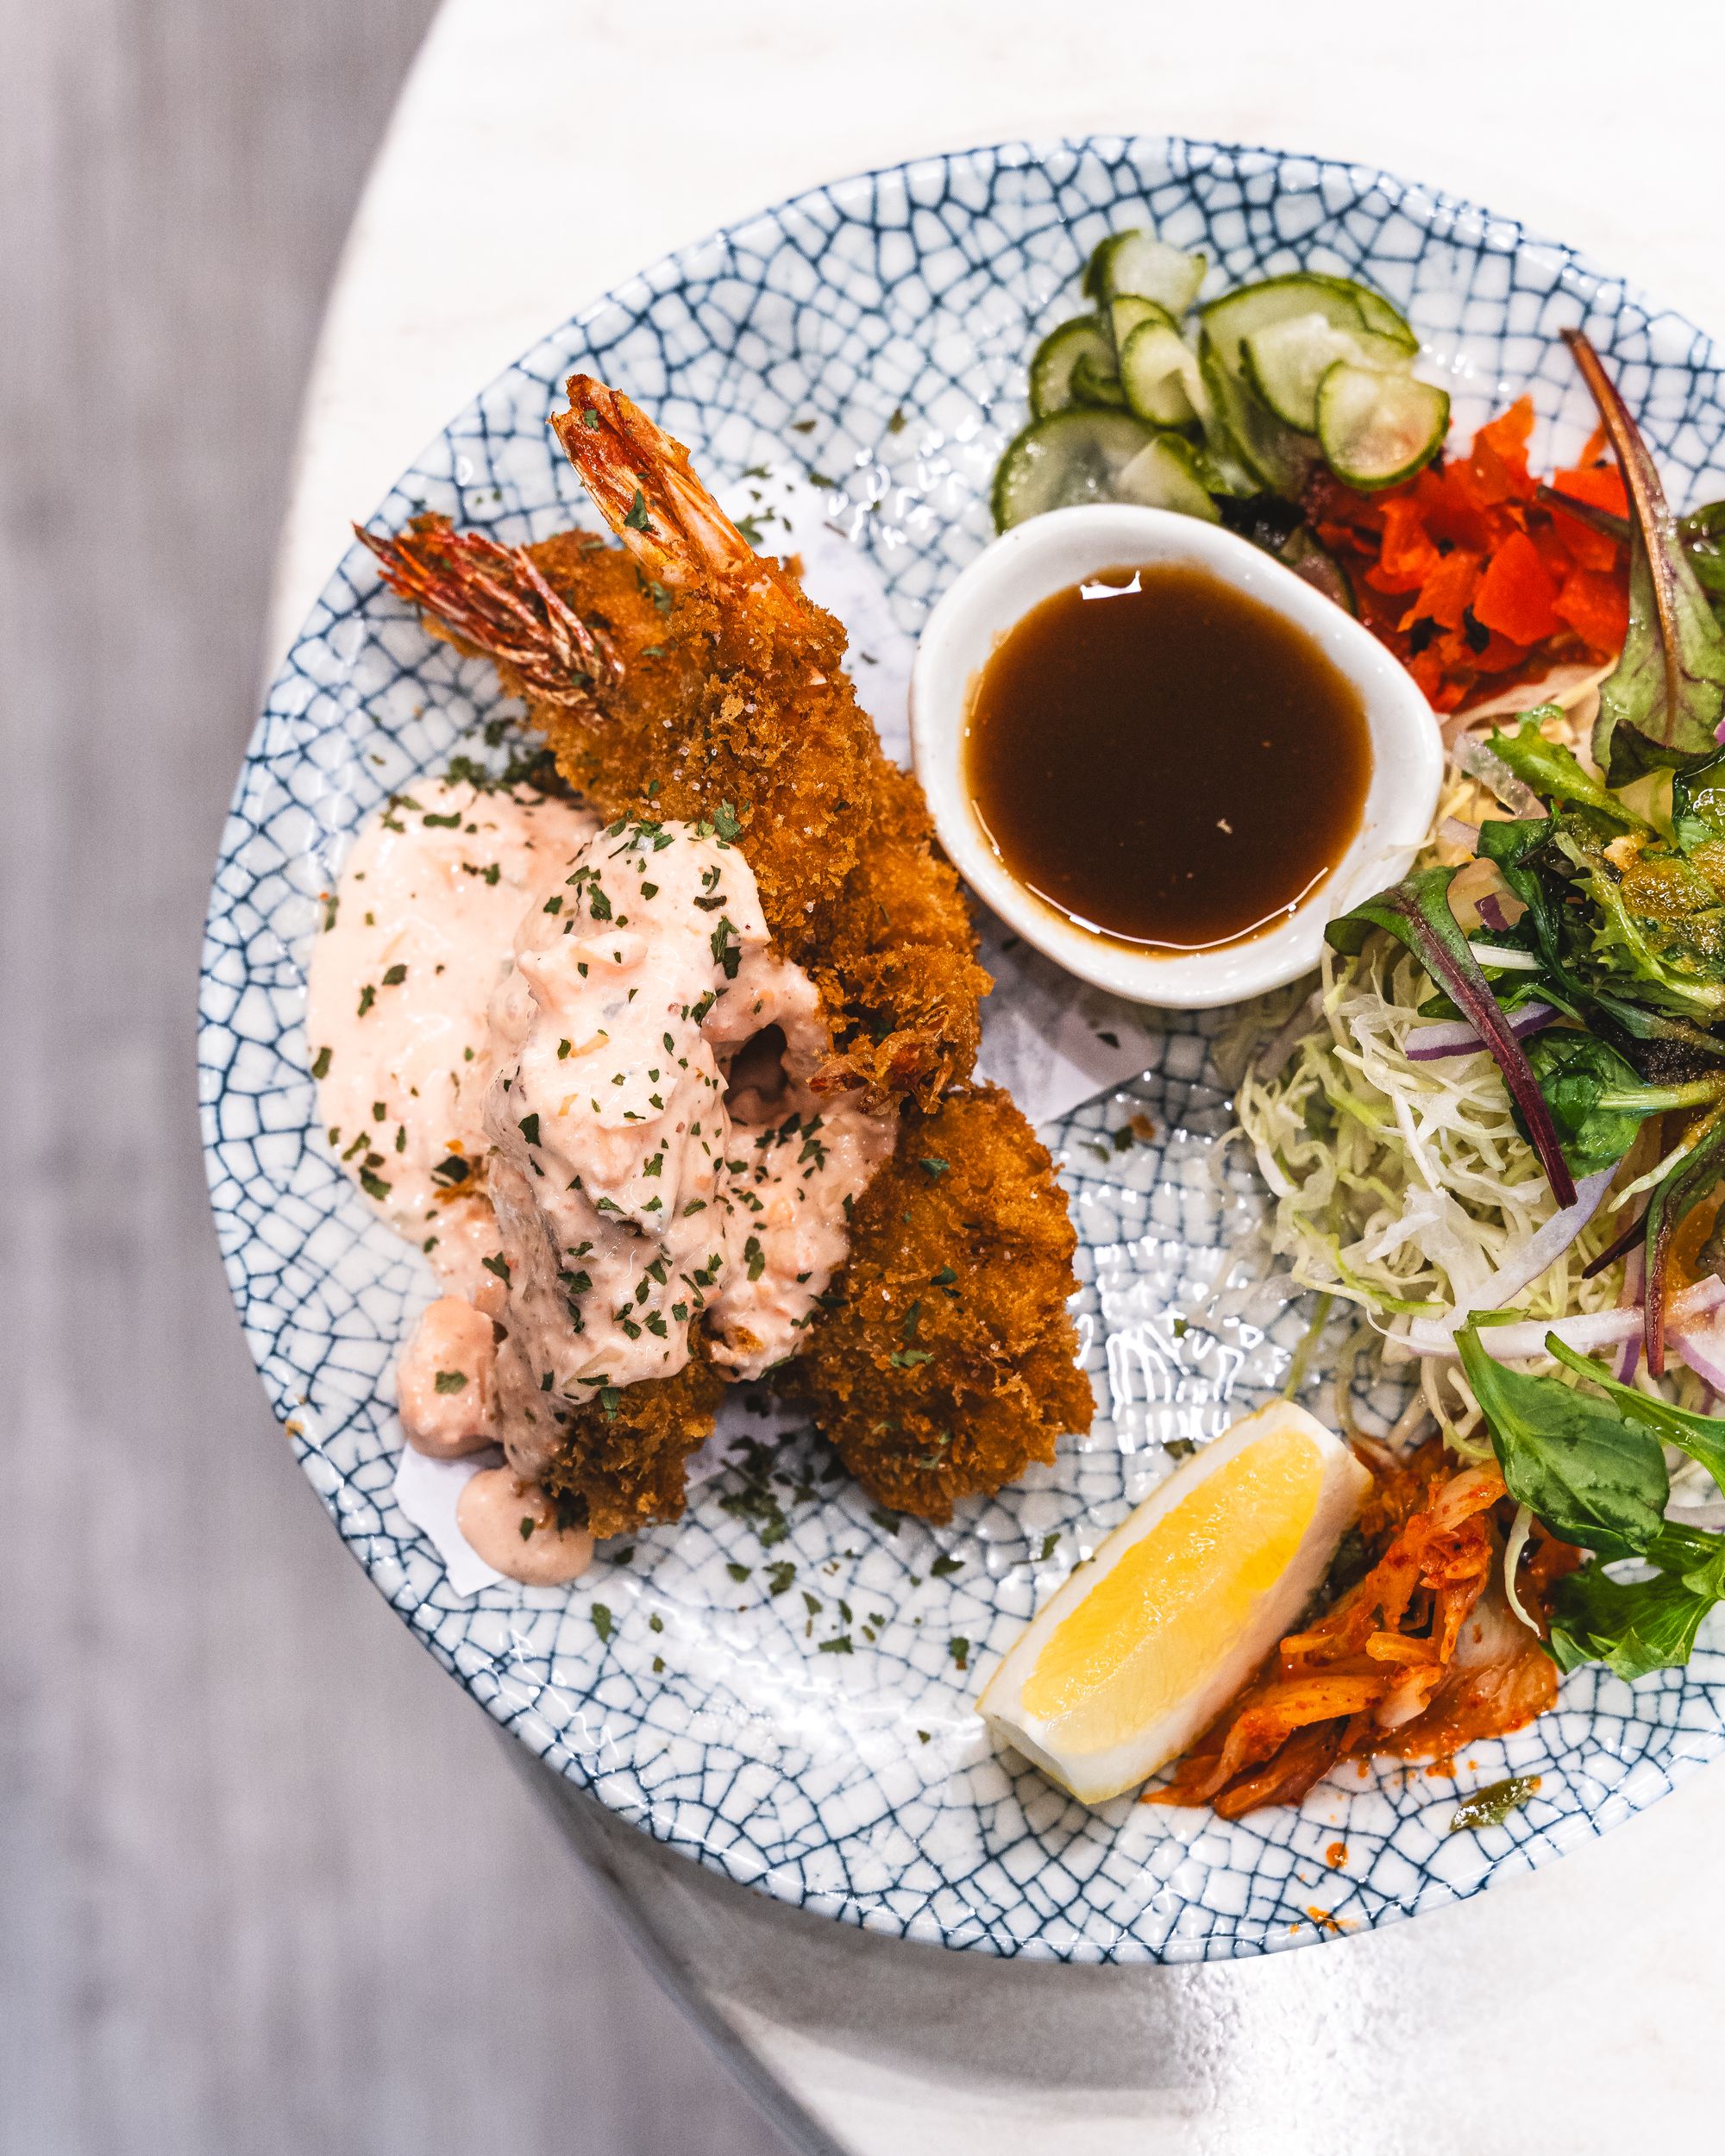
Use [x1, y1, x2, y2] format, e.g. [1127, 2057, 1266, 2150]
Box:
[269, 2, 1725, 2146]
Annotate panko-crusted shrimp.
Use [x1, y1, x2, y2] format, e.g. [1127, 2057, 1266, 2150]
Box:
[361, 379, 986, 1106]
[356, 378, 1091, 1527]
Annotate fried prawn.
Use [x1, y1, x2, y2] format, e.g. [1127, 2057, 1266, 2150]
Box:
[358, 379, 1092, 1528]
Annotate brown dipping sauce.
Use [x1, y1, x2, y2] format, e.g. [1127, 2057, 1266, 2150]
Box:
[963, 564, 1372, 953]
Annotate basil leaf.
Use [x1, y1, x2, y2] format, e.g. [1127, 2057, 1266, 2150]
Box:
[1547, 1564, 1716, 1681]
[1523, 1031, 1653, 1176]
[1648, 1521, 1725, 1600]
[1545, 1336, 1725, 1495]
[1458, 1324, 1669, 1559]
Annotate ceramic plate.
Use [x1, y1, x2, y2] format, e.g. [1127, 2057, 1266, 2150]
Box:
[200, 135, 1725, 1962]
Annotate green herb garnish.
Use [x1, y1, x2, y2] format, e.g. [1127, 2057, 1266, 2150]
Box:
[1450, 1776, 1539, 1833]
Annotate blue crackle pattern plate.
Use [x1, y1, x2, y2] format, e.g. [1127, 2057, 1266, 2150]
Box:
[199, 136, 1725, 1961]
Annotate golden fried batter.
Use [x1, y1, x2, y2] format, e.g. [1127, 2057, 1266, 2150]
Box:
[525, 536, 988, 1106]
[536, 1353, 726, 1541]
[792, 1087, 1095, 1521]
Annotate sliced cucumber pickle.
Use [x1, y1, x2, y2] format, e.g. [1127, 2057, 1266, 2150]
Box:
[991, 410, 1216, 530]
[1083, 229, 1207, 317]
[1115, 433, 1220, 522]
[1308, 274, 1418, 354]
[1070, 348, 1126, 408]
[1029, 317, 1116, 419]
[1201, 276, 1382, 388]
[1107, 292, 1179, 356]
[1315, 361, 1449, 489]
[1191, 395, 1259, 498]
[1197, 335, 1318, 498]
[1006, 256, 1442, 530]
[1241, 310, 1414, 433]
[1118, 320, 1207, 428]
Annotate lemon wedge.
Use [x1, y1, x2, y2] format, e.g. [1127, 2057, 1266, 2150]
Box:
[978, 1401, 1371, 1805]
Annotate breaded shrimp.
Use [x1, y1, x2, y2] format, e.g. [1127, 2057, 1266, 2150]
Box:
[362, 379, 986, 1108]
[356, 379, 1092, 1526]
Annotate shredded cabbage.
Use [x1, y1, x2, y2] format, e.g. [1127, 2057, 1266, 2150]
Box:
[1220, 686, 1722, 1432]
[1234, 938, 1626, 1331]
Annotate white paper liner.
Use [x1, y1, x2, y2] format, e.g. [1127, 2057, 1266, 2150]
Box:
[393, 1445, 507, 1594]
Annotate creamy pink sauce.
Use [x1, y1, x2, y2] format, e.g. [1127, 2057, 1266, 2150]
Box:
[485, 812, 898, 1478]
[394, 1295, 496, 1457]
[305, 779, 599, 1295]
[308, 779, 897, 1563]
[456, 1467, 594, 1585]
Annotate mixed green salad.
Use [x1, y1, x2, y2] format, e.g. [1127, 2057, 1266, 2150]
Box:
[1235, 324, 1725, 1681]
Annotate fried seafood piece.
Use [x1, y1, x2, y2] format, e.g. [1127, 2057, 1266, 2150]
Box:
[358, 379, 987, 1110]
[356, 380, 1089, 1528]
[791, 1086, 1095, 1521]
[534, 1353, 727, 1542]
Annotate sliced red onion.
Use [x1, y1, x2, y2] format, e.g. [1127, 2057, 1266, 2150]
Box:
[1477, 1164, 1619, 1307]
[1402, 1276, 1725, 1363]
[1669, 1499, 1725, 1529]
[1455, 732, 1543, 817]
[1675, 1307, 1725, 1393]
[1252, 987, 1322, 1087]
[1465, 1306, 1648, 1362]
[1395, 1167, 1616, 1355]
[1438, 816, 1481, 850]
[1466, 941, 1543, 972]
[1476, 893, 1514, 934]
[1405, 1001, 1557, 1060]
[1409, 1305, 1640, 1362]
[1502, 1503, 1539, 1634]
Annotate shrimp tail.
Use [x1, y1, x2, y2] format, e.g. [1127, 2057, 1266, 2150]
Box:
[551, 376, 787, 597]
[354, 516, 608, 711]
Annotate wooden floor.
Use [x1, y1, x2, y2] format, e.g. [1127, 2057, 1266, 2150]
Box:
[0, 6, 792, 2148]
